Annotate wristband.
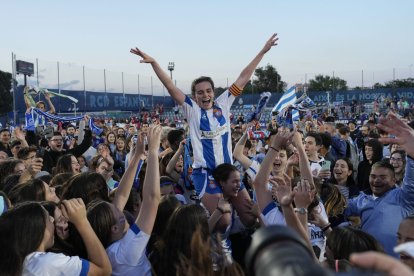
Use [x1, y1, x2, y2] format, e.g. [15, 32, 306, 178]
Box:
[294, 207, 308, 214]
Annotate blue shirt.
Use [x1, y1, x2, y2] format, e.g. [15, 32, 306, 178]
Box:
[345, 157, 414, 256]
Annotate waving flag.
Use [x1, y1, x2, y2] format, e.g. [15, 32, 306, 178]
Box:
[247, 92, 272, 122]
[272, 87, 299, 121]
[293, 93, 317, 111]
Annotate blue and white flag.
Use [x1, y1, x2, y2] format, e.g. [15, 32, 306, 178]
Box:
[293, 93, 317, 111]
[272, 87, 299, 121]
[247, 92, 272, 122]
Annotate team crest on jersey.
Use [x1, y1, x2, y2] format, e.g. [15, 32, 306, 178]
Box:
[213, 107, 222, 118]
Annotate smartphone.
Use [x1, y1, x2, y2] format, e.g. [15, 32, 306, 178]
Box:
[321, 160, 331, 171]
[132, 134, 138, 144]
[36, 148, 45, 158]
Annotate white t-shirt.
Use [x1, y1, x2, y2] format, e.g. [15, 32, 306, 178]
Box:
[106, 224, 151, 276]
[261, 201, 287, 226]
[23, 252, 89, 276]
[309, 156, 325, 177]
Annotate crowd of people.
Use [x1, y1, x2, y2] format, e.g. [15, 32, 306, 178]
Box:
[0, 34, 414, 276]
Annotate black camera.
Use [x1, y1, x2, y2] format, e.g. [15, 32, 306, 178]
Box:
[245, 225, 385, 276]
[245, 225, 328, 276]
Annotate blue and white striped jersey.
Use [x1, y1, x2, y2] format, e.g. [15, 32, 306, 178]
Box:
[182, 89, 236, 170]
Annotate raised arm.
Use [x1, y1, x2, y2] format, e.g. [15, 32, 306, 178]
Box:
[233, 33, 278, 90]
[233, 132, 253, 170]
[61, 198, 112, 276]
[166, 139, 185, 179]
[253, 129, 294, 211]
[130, 48, 185, 105]
[44, 92, 56, 114]
[272, 176, 316, 260]
[292, 132, 315, 188]
[112, 131, 145, 211]
[136, 125, 162, 235]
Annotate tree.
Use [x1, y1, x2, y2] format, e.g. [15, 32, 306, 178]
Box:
[0, 70, 13, 116]
[383, 78, 414, 88]
[308, 74, 348, 92]
[252, 64, 286, 93]
[373, 82, 384, 89]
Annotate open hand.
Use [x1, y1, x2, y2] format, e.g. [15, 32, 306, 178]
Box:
[147, 125, 162, 153]
[61, 198, 87, 227]
[293, 179, 314, 209]
[261, 33, 279, 54]
[130, 48, 155, 63]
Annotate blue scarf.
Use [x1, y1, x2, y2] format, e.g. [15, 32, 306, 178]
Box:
[89, 118, 104, 136]
[32, 108, 84, 122]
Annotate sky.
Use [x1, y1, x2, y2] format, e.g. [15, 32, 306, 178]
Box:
[1, 0, 413, 96]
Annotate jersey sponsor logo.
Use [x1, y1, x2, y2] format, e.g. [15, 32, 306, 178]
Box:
[200, 125, 227, 139]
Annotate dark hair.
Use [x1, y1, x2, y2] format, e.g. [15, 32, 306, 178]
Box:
[212, 163, 239, 184]
[0, 202, 47, 276]
[124, 187, 142, 219]
[327, 226, 384, 260]
[365, 139, 383, 162]
[0, 174, 21, 194]
[318, 132, 332, 149]
[151, 205, 210, 276]
[167, 129, 185, 151]
[191, 76, 214, 96]
[0, 159, 24, 184]
[245, 139, 252, 150]
[50, 172, 74, 187]
[0, 128, 11, 135]
[87, 200, 116, 248]
[61, 172, 109, 205]
[8, 179, 48, 205]
[17, 146, 38, 160]
[54, 154, 75, 175]
[306, 132, 322, 146]
[37, 174, 53, 185]
[338, 126, 350, 136]
[77, 155, 87, 164]
[391, 150, 407, 164]
[147, 195, 180, 254]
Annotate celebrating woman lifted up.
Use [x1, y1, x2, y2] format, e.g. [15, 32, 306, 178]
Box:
[130, 34, 278, 230]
